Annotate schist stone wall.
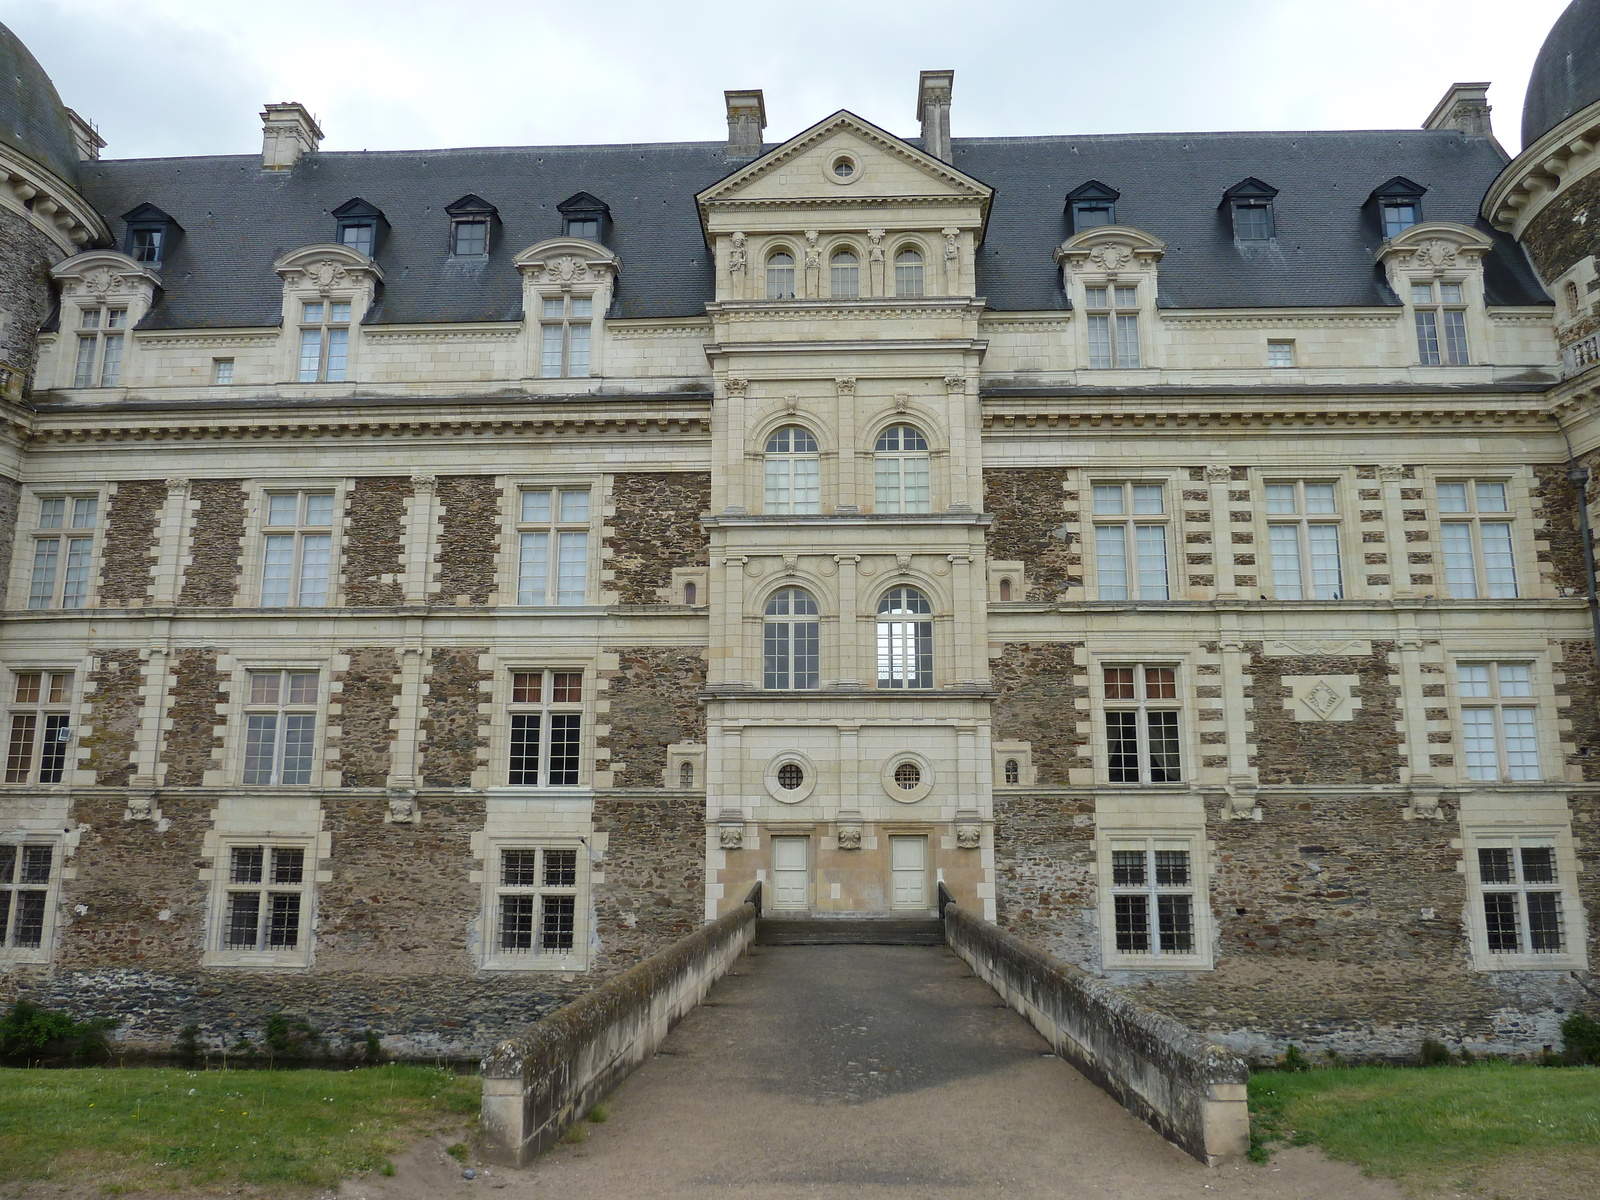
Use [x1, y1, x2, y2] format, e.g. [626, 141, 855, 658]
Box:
[81, 648, 143, 787]
[1522, 169, 1600, 291]
[606, 472, 711, 603]
[343, 477, 411, 606]
[600, 646, 707, 788]
[984, 469, 1079, 599]
[98, 480, 165, 606]
[178, 481, 245, 607]
[331, 648, 400, 787]
[0, 206, 58, 385]
[991, 641, 1088, 783]
[433, 476, 499, 605]
[1246, 643, 1404, 786]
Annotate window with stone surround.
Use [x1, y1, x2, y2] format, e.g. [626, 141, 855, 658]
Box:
[539, 294, 592, 378]
[1437, 480, 1516, 599]
[876, 587, 933, 689]
[73, 306, 126, 387]
[873, 425, 931, 514]
[764, 587, 820, 689]
[1412, 280, 1469, 365]
[482, 841, 588, 971]
[1092, 482, 1168, 600]
[1084, 284, 1140, 368]
[260, 490, 336, 607]
[1265, 481, 1343, 600]
[241, 670, 320, 786]
[5, 671, 74, 784]
[766, 250, 796, 300]
[507, 670, 584, 786]
[211, 839, 314, 966]
[297, 300, 349, 383]
[0, 838, 60, 960]
[27, 495, 99, 610]
[1101, 834, 1210, 969]
[1456, 662, 1540, 781]
[894, 248, 924, 297]
[1464, 830, 1586, 971]
[764, 426, 821, 515]
[1103, 664, 1181, 784]
[516, 488, 590, 605]
[830, 250, 860, 299]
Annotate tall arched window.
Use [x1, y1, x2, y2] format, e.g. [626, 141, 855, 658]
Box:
[764, 588, 820, 689]
[766, 251, 795, 300]
[764, 426, 820, 514]
[830, 250, 859, 299]
[894, 248, 924, 297]
[873, 425, 931, 513]
[877, 587, 933, 689]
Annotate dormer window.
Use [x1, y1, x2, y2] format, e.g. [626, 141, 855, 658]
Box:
[1222, 178, 1278, 243]
[1368, 177, 1426, 241]
[1067, 181, 1120, 234]
[332, 198, 388, 258]
[446, 194, 498, 257]
[557, 192, 611, 244]
[121, 203, 180, 266]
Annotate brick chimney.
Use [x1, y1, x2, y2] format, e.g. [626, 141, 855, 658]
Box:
[917, 70, 954, 161]
[261, 102, 324, 170]
[725, 90, 766, 159]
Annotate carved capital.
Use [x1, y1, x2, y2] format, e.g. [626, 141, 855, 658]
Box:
[956, 823, 981, 849]
[410, 473, 437, 492]
[1203, 465, 1232, 483]
[719, 825, 744, 850]
[724, 375, 749, 397]
[1377, 465, 1406, 483]
[835, 376, 856, 396]
[943, 375, 966, 393]
[165, 477, 191, 496]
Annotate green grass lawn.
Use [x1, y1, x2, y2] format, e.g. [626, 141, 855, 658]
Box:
[1250, 1061, 1600, 1191]
[0, 1063, 480, 1194]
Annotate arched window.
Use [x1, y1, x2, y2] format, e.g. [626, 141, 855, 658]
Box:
[873, 425, 931, 513]
[766, 251, 795, 300]
[894, 248, 924, 297]
[877, 587, 932, 689]
[1004, 758, 1020, 785]
[679, 760, 695, 787]
[684, 581, 697, 606]
[764, 588, 820, 689]
[764, 426, 820, 514]
[831, 250, 859, 299]
[999, 578, 1012, 601]
[1567, 280, 1581, 318]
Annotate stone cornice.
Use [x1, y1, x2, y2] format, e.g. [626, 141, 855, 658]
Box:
[708, 297, 985, 321]
[0, 141, 110, 253]
[981, 395, 1555, 431]
[702, 511, 992, 528]
[132, 327, 281, 348]
[1484, 95, 1600, 232]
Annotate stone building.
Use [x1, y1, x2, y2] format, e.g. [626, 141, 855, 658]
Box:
[1, 3, 1598, 1061]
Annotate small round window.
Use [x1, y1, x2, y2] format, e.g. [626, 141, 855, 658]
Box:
[777, 762, 805, 790]
[833, 157, 855, 179]
[894, 762, 921, 790]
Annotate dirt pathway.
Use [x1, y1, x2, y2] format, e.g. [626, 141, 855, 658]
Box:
[343, 943, 1404, 1200]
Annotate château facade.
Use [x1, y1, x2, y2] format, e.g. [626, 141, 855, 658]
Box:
[3, 3, 1600, 1060]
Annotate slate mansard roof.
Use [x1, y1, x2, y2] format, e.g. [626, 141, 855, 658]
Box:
[1522, 0, 1600, 149]
[74, 126, 1547, 331]
[0, 21, 80, 185]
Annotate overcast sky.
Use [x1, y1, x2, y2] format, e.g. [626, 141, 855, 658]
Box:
[0, 0, 1573, 160]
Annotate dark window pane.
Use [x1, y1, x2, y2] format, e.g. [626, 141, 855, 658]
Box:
[1527, 893, 1563, 952]
[1004, 759, 1019, 785]
[1520, 847, 1556, 884]
[1075, 203, 1113, 229]
[1103, 667, 1135, 700]
[339, 223, 374, 256]
[225, 892, 260, 949]
[509, 713, 541, 785]
[7, 714, 36, 782]
[38, 714, 69, 783]
[548, 713, 581, 786]
[131, 228, 162, 262]
[1234, 203, 1271, 240]
[1157, 895, 1194, 953]
[777, 763, 804, 789]
[500, 896, 535, 950]
[230, 846, 264, 885]
[0, 845, 13, 883]
[1154, 850, 1189, 886]
[544, 849, 578, 887]
[1112, 849, 1146, 886]
[1147, 711, 1182, 782]
[1482, 893, 1519, 951]
[1478, 848, 1514, 884]
[512, 671, 541, 704]
[552, 672, 583, 703]
[541, 895, 576, 950]
[13, 891, 46, 947]
[1106, 711, 1140, 782]
[267, 893, 300, 948]
[20, 845, 53, 885]
[763, 622, 790, 689]
[1114, 894, 1149, 952]
[503, 850, 539, 887]
[453, 221, 488, 255]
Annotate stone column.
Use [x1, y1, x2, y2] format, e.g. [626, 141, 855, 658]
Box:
[830, 554, 859, 687]
[835, 378, 858, 510]
[1377, 465, 1413, 599]
[1205, 466, 1237, 600]
[388, 641, 427, 788]
[724, 376, 750, 513]
[403, 475, 437, 603]
[150, 478, 191, 606]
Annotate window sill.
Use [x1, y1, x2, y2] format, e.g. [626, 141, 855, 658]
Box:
[0, 948, 53, 965]
[203, 951, 313, 970]
[1105, 956, 1214, 972]
[1471, 953, 1587, 972]
[479, 955, 589, 973]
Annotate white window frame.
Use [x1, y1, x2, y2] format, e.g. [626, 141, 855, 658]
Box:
[1436, 479, 1517, 599]
[829, 249, 860, 299]
[876, 586, 934, 690]
[514, 486, 592, 605]
[1411, 279, 1470, 366]
[1099, 833, 1212, 970]
[0, 835, 64, 963]
[1263, 480, 1344, 600]
[1084, 283, 1140, 368]
[505, 668, 586, 788]
[4, 669, 76, 785]
[206, 837, 316, 968]
[763, 426, 822, 515]
[1091, 481, 1169, 601]
[765, 250, 796, 300]
[763, 587, 821, 690]
[1266, 339, 1295, 367]
[257, 488, 339, 607]
[893, 247, 924, 297]
[296, 299, 351, 383]
[1100, 662, 1183, 785]
[538, 293, 595, 379]
[1454, 661, 1543, 782]
[239, 668, 323, 787]
[25, 493, 101, 611]
[72, 305, 128, 387]
[1463, 829, 1587, 971]
[872, 424, 932, 514]
[480, 839, 589, 971]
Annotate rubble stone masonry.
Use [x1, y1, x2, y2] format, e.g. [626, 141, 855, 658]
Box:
[605, 472, 711, 603]
[159, 648, 225, 786]
[992, 792, 1098, 966]
[1522, 169, 1600, 285]
[1247, 642, 1404, 786]
[331, 648, 400, 787]
[80, 649, 143, 787]
[97, 480, 165, 606]
[592, 792, 703, 966]
[421, 647, 490, 788]
[0, 208, 57, 386]
[1532, 464, 1586, 593]
[983, 468, 1079, 600]
[178, 481, 245, 607]
[600, 647, 707, 787]
[342, 477, 412, 606]
[0, 474, 18, 609]
[991, 642, 1088, 785]
[433, 476, 499, 605]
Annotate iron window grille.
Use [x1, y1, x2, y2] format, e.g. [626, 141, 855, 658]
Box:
[1474, 838, 1565, 956]
[0, 842, 54, 951]
[1109, 840, 1197, 958]
[221, 844, 309, 952]
[494, 846, 579, 956]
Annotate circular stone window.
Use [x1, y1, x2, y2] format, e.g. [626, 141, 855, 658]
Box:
[826, 152, 861, 185]
[764, 753, 818, 804]
[881, 753, 933, 803]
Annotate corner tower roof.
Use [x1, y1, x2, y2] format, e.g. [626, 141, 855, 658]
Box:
[1522, 0, 1600, 148]
[0, 20, 79, 184]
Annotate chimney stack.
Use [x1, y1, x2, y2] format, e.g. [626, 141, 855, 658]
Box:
[725, 90, 766, 159]
[1424, 82, 1495, 141]
[917, 70, 954, 161]
[261, 102, 324, 170]
[65, 109, 105, 161]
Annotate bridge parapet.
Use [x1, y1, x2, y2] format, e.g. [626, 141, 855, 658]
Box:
[942, 896, 1250, 1164]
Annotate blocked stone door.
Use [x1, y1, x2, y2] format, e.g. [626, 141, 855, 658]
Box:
[771, 836, 810, 911]
[890, 835, 928, 910]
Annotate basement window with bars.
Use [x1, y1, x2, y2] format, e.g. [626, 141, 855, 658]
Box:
[1105, 837, 1207, 967]
[485, 844, 586, 969]
[213, 842, 313, 965]
[1468, 835, 1582, 969]
[1, 841, 59, 958]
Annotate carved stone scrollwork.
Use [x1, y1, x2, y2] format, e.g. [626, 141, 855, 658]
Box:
[1377, 465, 1406, 482]
[410, 474, 437, 492]
[836, 824, 863, 850]
[724, 376, 749, 397]
[1089, 243, 1133, 273]
[782, 555, 799, 576]
[1203, 466, 1232, 483]
[956, 823, 981, 849]
[720, 825, 745, 850]
[165, 477, 191, 496]
[835, 377, 857, 397]
[126, 793, 155, 822]
[301, 258, 350, 295]
[895, 553, 913, 572]
[943, 375, 966, 393]
[386, 790, 420, 824]
[894, 391, 911, 413]
[1410, 241, 1458, 273]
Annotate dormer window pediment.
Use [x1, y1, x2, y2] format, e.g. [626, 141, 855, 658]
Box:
[1066, 181, 1121, 234]
[120, 203, 181, 266]
[446, 194, 499, 257]
[556, 192, 612, 243]
[1366, 176, 1428, 240]
[331, 198, 389, 258]
[1221, 177, 1278, 243]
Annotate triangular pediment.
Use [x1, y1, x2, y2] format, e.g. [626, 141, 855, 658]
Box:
[697, 109, 992, 223]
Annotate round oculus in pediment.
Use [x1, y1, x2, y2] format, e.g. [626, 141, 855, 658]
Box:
[826, 152, 862, 186]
